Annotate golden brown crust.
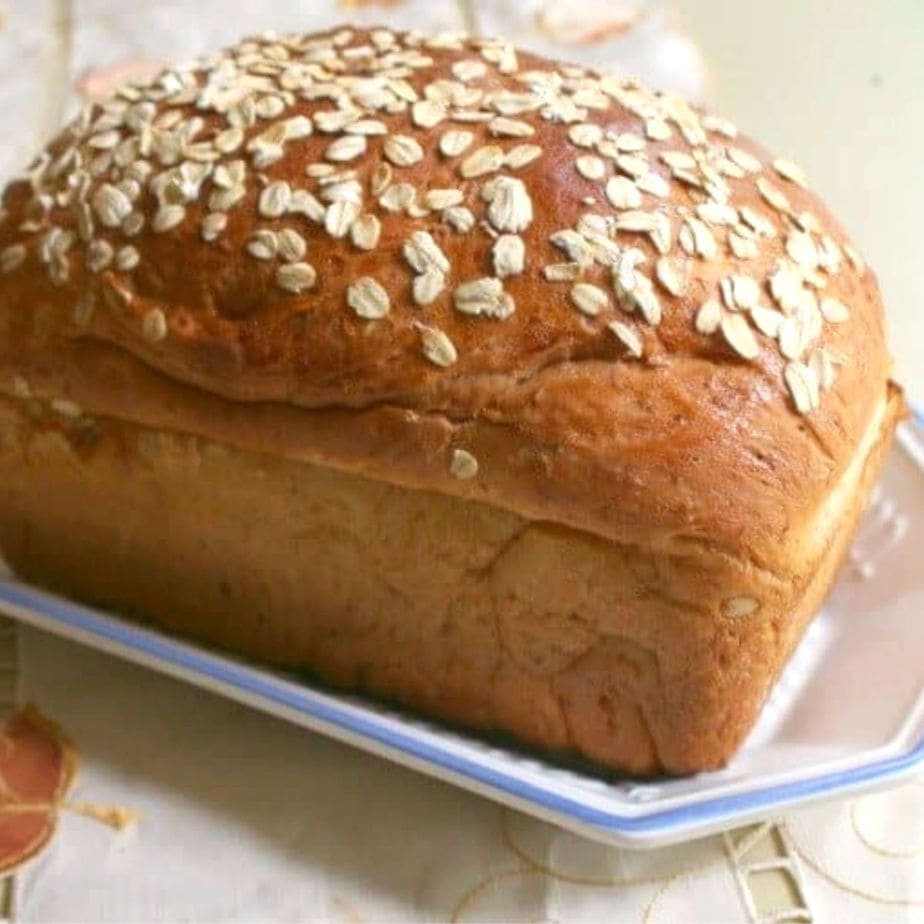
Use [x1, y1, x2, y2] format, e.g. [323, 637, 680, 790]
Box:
[0, 28, 899, 557]
[0, 25, 905, 773]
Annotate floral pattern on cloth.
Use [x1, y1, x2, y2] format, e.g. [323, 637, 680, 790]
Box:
[0, 708, 77, 878]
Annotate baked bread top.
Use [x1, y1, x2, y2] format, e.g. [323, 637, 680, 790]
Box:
[0, 25, 900, 572]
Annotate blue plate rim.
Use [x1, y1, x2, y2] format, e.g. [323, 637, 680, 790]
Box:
[2, 409, 922, 839]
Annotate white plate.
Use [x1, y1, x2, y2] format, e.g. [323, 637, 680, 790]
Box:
[0, 414, 921, 849]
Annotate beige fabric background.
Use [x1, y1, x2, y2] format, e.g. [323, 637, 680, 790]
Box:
[0, 1, 920, 921]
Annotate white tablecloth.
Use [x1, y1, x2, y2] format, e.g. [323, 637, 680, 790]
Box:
[1, 1, 922, 920]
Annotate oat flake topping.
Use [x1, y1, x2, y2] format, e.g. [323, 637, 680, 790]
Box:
[0, 26, 868, 416]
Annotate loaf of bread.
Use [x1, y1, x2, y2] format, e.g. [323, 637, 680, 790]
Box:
[0, 26, 902, 774]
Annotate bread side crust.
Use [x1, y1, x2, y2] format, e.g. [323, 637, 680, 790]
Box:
[0, 386, 898, 774]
